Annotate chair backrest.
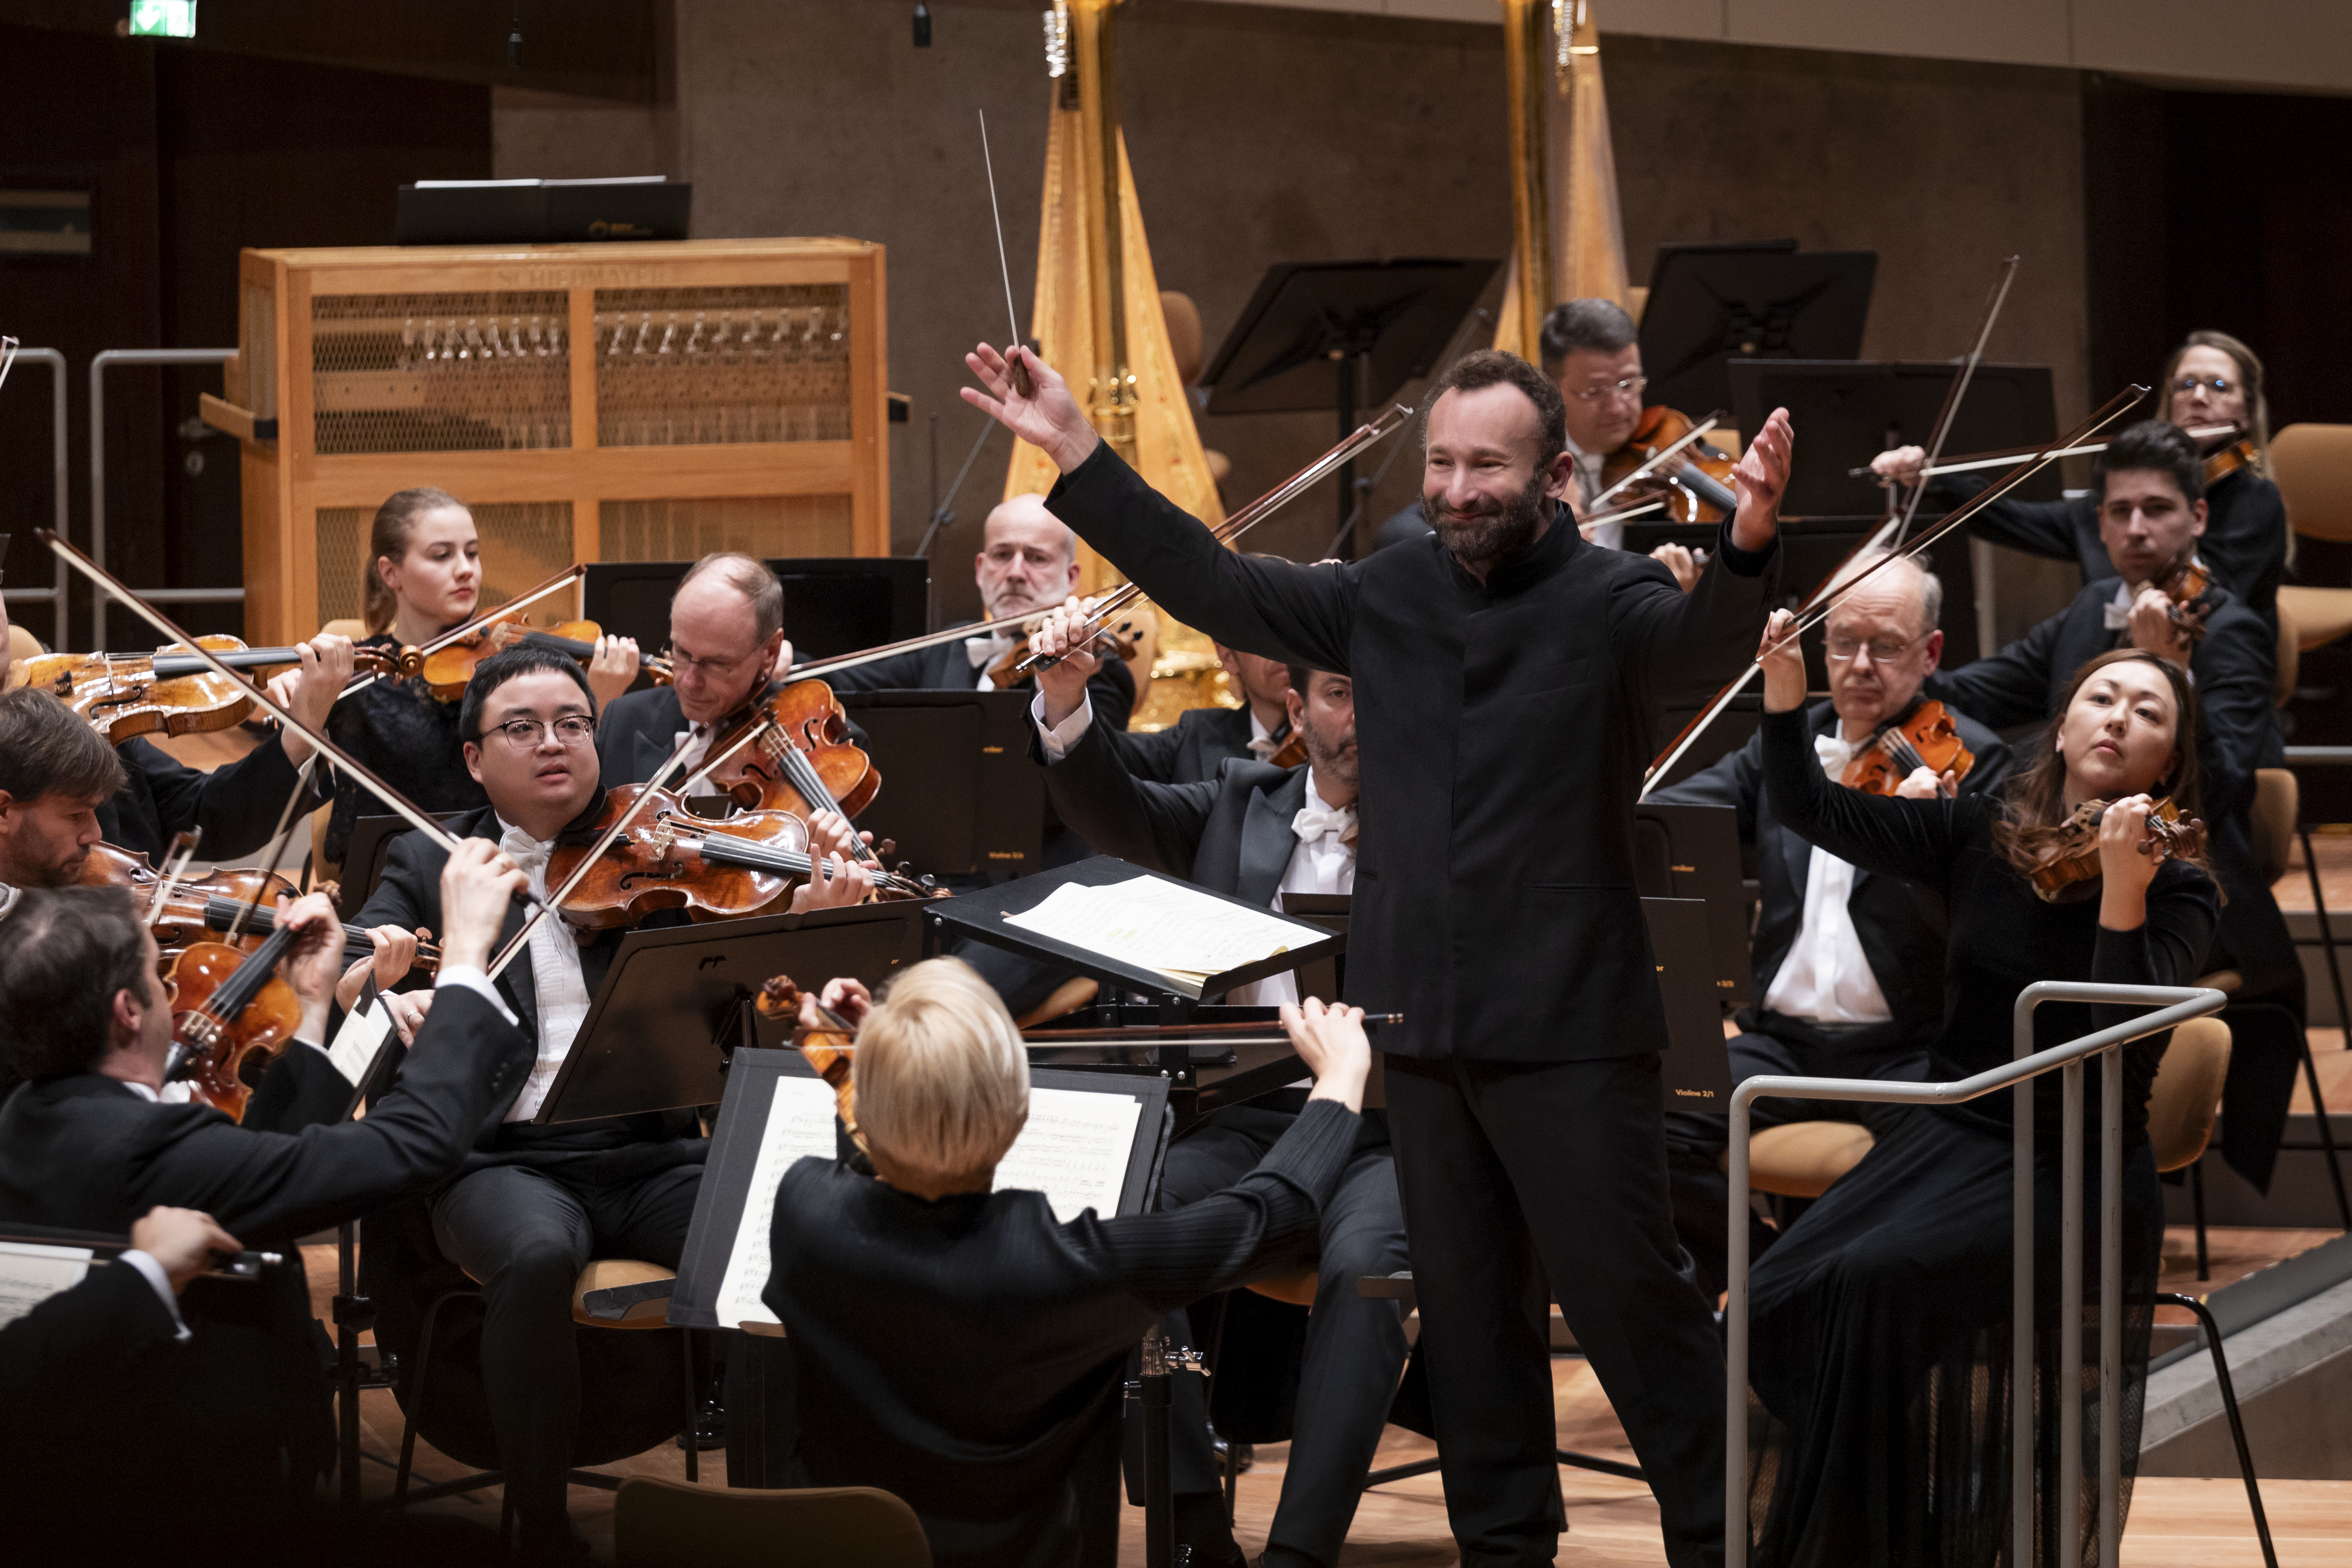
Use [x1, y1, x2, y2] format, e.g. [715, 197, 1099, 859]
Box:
[319, 617, 369, 642]
[614, 1477, 931, 1568]
[2269, 423, 2352, 544]
[2146, 1016, 2233, 1174]
[2274, 598, 2300, 709]
[2252, 769, 2298, 888]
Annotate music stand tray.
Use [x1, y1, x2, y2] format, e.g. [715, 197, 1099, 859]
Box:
[1637, 243, 1875, 417]
[1644, 897, 1735, 1112]
[836, 690, 1045, 875]
[532, 902, 926, 1126]
[925, 855, 1344, 1010]
[1634, 803, 1753, 1009]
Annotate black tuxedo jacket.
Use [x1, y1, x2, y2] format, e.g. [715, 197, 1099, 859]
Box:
[1099, 702, 1273, 786]
[1038, 716, 1308, 910]
[1045, 444, 1780, 1063]
[353, 804, 705, 1161]
[0, 988, 531, 1511]
[100, 735, 314, 864]
[1938, 463, 2288, 630]
[1925, 576, 2294, 994]
[1650, 699, 2012, 1047]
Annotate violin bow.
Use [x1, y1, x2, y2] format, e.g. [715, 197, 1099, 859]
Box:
[143, 831, 205, 929]
[1638, 380, 2148, 797]
[1581, 410, 1731, 516]
[1637, 256, 2016, 799]
[40, 531, 492, 873]
[1846, 422, 2241, 482]
[339, 563, 586, 701]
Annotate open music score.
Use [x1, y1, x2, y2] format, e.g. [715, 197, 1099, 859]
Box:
[1004, 873, 1327, 997]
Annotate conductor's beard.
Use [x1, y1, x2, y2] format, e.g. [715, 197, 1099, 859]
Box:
[1426, 468, 1551, 576]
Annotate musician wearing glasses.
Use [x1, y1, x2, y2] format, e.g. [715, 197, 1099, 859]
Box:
[351, 645, 867, 1561]
[594, 551, 792, 788]
[1872, 330, 2287, 635]
[1648, 550, 2010, 1298]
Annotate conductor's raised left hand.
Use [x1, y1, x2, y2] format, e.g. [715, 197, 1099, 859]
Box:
[1729, 406, 1794, 554]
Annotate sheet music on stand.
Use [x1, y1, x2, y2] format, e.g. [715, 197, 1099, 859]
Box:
[672, 1051, 1170, 1333]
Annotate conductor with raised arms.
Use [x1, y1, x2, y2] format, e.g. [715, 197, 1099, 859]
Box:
[966, 341, 1795, 1566]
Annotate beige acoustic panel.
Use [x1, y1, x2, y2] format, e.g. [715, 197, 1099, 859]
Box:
[311, 291, 572, 456]
[592, 285, 852, 447]
[314, 500, 576, 633]
[599, 496, 855, 564]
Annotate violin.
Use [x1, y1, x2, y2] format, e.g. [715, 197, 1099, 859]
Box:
[2024, 797, 2206, 903]
[982, 619, 1145, 690]
[755, 973, 865, 1153]
[1597, 406, 1741, 524]
[17, 637, 396, 745]
[2137, 554, 2217, 644]
[399, 619, 675, 702]
[544, 783, 941, 930]
[1267, 724, 1306, 769]
[164, 925, 305, 1123]
[76, 841, 441, 973]
[2202, 438, 2258, 486]
[1841, 700, 1976, 799]
[694, 679, 880, 825]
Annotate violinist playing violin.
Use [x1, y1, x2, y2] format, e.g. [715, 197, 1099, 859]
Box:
[1872, 329, 2288, 637]
[351, 643, 868, 1563]
[317, 487, 641, 877]
[595, 550, 785, 788]
[1923, 420, 2302, 1037]
[1647, 549, 2011, 1299]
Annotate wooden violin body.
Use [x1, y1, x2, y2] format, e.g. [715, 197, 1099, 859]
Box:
[2202, 438, 2258, 486]
[2025, 797, 2206, 903]
[2149, 555, 2217, 643]
[756, 974, 863, 1152]
[983, 620, 1145, 691]
[546, 785, 815, 929]
[403, 618, 673, 702]
[1843, 700, 1976, 799]
[1267, 725, 1307, 769]
[167, 935, 303, 1123]
[1598, 406, 1740, 524]
[700, 679, 880, 822]
[19, 637, 389, 745]
[77, 842, 298, 955]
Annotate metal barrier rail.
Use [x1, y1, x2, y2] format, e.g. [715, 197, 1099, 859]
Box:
[1724, 981, 2227, 1568]
[2284, 747, 2352, 766]
[0, 348, 71, 640]
[89, 347, 241, 639]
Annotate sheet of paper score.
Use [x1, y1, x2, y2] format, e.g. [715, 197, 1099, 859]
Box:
[1004, 873, 1324, 995]
[716, 1075, 1144, 1329]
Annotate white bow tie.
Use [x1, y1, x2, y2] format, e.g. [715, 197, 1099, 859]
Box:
[1814, 732, 1857, 777]
[1291, 800, 1358, 847]
[498, 824, 552, 871]
[965, 630, 1018, 668]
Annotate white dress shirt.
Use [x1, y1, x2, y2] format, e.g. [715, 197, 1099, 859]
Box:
[967, 628, 1018, 694]
[493, 819, 594, 1122]
[1032, 693, 1354, 1008]
[1567, 434, 1619, 550]
[1758, 731, 1894, 1025]
[670, 722, 717, 777]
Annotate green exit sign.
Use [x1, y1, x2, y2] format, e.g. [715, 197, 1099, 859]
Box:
[127, 1, 197, 38]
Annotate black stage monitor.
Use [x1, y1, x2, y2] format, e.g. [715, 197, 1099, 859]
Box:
[582, 558, 928, 663]
[1727, 359, 2060, 519]
[1638, 243, 1875, 416]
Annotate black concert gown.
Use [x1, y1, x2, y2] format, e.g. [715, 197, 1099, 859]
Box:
[317, 633, 487, 865]
[1747, 707, 2217, 1567]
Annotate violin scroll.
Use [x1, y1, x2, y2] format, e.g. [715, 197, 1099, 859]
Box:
[2024, 797, 2205, 903]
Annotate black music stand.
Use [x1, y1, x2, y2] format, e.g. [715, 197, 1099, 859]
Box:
[1643, 897, 1736, 1112]
[581, 558, 928, 668]
[532, 902, 926, 1126]
[835, 690, 1045, 875]
[1201, 259, 1499, 553]
[1637, 243, 1875, 416]
[1634, 802, 1753, 1009]
[334, 811, 467, 922]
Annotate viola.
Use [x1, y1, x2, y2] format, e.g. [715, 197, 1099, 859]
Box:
[2024, 797, 2206, 903]
[755, 974, 865, 1152]
[165, 926, 305, 1123]
[694, 679, 880, 825]
[1598, 406, 1741, 524]
[19, 637, 397, 745]
[76, 841, 441, 973]
[544, 783, 941, 930]
[1841, 700, 1976, 799]
[399, 619, 675, 702]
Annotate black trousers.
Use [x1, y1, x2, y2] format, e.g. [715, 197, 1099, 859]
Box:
[1662, 1012, 1927, 1302]
[1136, 1105, 1411, 1566]
[430, 1157, 703, 1518]
[1385, 1052, 1725, 1568]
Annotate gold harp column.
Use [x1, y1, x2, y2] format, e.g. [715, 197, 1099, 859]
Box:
[1550, 1, 1631, 308]
[1491, 0, 1556, 360]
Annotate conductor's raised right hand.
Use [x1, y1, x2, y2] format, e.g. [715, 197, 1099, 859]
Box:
[1286, 998, 1371, 1114]
[961, 344, 1100, 475]
[437, 839, 529, 973]
[1031, 596, 1101, 729]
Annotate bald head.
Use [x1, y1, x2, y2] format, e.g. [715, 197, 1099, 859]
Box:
[1821, 549, 1946, 734]
[976, 494, 1081, 620]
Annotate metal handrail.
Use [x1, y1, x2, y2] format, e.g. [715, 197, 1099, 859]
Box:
[2282, 746, 2352, 766]
[1724, 981, 2227, 1568]
[0, 349, 70, 640]
[90, 348, 240, 642]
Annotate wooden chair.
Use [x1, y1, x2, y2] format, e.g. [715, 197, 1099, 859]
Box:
[613, 1476, 931, 1568]
[2269, 423, 2352, 651]
[1014, 976, 1100, 1029]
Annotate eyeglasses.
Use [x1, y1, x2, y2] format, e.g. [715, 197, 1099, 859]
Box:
[2172, 375, 2237, 396]
[662, 644, 755, 679]
[483, 715, 596, 748]
[1824, 632, 1923, 665]
[1567, 375, 1647, 404]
